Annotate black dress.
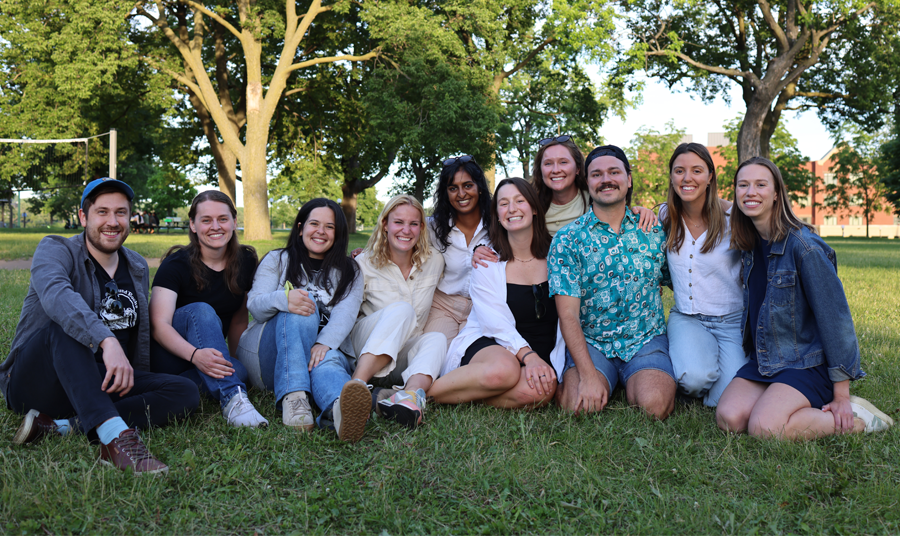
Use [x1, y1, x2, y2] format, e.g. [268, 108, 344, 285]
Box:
[461, 281, 558, 367]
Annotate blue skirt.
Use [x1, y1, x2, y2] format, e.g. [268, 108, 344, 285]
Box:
[735, 356, 834, 409]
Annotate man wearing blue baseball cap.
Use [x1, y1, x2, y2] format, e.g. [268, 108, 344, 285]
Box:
[1, 178, 199, 475]
[548, 145, 677, 420]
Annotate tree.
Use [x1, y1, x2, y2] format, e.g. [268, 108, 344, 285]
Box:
[627, 120, 687, 207]
[0, 0, 182, 224]
[362, 0, 622, 187]
[716, 117, 816, 202]
[495, 55, 614, 178]
[825, 127, 890, 236]
[131, 0, 380, 241]
[878, 90, 900, 215]
[624, 0, 900, 163]
[372, 58, 501, 201]
[144, 163, 199, 217]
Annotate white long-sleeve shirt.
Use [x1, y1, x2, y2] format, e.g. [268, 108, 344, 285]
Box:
[427, 217, 490, 299]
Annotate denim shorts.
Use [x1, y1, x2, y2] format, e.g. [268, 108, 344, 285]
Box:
[562, 334, 675, 392]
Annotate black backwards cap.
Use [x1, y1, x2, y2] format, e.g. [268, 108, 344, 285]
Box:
[585, 145, 631, 174]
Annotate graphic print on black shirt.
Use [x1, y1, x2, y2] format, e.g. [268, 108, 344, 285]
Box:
[302, 257, 330, 333]
[90, 250, 139, 355]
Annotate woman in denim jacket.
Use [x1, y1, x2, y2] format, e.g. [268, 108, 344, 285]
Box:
[715, 157, 892, 439]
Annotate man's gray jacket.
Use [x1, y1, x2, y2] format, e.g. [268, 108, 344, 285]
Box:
[0, 233, 151, 404]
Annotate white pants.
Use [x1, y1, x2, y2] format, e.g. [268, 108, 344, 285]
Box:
[349, 302, 447, 388]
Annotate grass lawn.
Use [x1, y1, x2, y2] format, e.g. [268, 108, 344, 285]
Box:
[0, 227, 372, 261]
[0, 233, 898, 534]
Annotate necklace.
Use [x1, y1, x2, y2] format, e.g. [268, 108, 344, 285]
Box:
[514, 256, 535, 263]
[683, 214, 705, 228]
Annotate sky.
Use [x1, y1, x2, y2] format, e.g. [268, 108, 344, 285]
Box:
[220, 75, 838, 207]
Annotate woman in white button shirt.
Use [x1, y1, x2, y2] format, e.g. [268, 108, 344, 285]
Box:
[423, 155, 496, 342]
[661, 143, 746, 406]
[430, 178, 563, 408]
[341, 195, 446, 435]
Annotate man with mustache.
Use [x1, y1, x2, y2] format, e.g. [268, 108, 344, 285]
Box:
[548, 145, 677, 419]
[1, 178, 199, 474]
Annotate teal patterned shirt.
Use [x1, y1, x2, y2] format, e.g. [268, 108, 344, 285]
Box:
[549, 208, 670, 362]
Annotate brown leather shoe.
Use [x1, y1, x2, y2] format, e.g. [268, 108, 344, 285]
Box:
[13, 409, 60, 445]
[99, 429, 168, 475]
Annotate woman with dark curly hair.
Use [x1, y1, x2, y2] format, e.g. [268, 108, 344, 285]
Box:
[422, 155, 497, 342]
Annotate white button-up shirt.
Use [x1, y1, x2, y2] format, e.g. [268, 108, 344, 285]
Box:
[427, 217, 490, 299]
[667, 208, 742, 316]
[356, 249, 445, 337]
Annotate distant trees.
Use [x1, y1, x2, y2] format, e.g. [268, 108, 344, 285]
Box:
[825, 127, 890, 236]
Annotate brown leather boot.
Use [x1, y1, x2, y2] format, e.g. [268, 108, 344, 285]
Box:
[99, 429, 168, 475]
[13, 409, 61, 445]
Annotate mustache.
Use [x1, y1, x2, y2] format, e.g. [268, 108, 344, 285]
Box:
[594, 182, 620, 193]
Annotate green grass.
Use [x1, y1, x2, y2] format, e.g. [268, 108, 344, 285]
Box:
[0, 235, 898, 534]
[0, 227, 372, 261]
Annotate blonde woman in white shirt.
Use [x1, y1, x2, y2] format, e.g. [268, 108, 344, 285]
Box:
[341, 195, 446, 435]
[430, 178, 563, 408]
[661, 143, 746, 407]
[423, 155, 497, 342]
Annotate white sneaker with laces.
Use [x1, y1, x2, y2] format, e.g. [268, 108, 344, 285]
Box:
[283, 391, 314, 431]
[223, 387, 269, 428]
[850, 395, 893, 433]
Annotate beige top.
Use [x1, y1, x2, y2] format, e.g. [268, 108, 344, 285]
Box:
[545, 190, 590, 236]
[355, 250, 445, 338]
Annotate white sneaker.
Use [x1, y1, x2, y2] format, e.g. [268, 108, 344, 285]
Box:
[850, 396, 893, 433]
[334, 379, 371, 443]
[223, 387, 269, 428]
[283, 391, 314, 431]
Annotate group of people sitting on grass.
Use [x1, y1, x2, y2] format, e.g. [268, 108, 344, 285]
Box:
[1, 138, 893, 475]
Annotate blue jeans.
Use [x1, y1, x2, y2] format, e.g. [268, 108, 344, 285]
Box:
[563, 334, 674, 392]
[667, 309, 747, 407]
[258, 311, 318, 406]
[309, 348, 355, 429]
[150, 302, 249, 407]
[256, 310, 354, 427]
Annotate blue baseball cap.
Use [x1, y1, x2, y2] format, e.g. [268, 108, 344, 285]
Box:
[81, 178, 135, 209]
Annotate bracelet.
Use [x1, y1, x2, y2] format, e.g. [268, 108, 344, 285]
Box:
[519, 350, 536, 364]
[190, 348, 198, 363]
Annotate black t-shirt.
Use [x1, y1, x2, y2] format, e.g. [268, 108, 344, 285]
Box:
[152, 247, 257, 335]
[90, 250, 140, 358]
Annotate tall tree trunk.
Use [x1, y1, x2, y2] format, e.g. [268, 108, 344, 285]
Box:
[341, 184, 358, 233]
[242, 78, 273, 241]
[737, 89, 778, 162]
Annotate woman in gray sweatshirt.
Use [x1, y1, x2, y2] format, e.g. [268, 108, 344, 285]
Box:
[237, 199, 364, 433]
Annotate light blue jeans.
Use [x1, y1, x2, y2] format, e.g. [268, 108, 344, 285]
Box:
[256, 310, 353, 427]
[667, 309, 748, 407]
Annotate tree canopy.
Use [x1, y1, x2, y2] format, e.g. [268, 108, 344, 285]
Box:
[624, 0, 900, 163]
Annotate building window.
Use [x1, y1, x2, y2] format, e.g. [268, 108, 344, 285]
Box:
[824, 216, 837, 225]
[824, 173, 836, 186]
[849, 216, 863, 225]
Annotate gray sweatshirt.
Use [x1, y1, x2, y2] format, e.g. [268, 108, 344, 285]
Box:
[1, 234, 151, 403]
[236, 250, 363, 387]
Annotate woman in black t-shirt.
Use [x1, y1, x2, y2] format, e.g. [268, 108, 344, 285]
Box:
[429, 178, 563, 408]
[149, 191, 267, 428]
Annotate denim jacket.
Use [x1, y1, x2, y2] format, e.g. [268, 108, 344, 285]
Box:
[1, 234, 151, 403]
[740, 226, 864, 383]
